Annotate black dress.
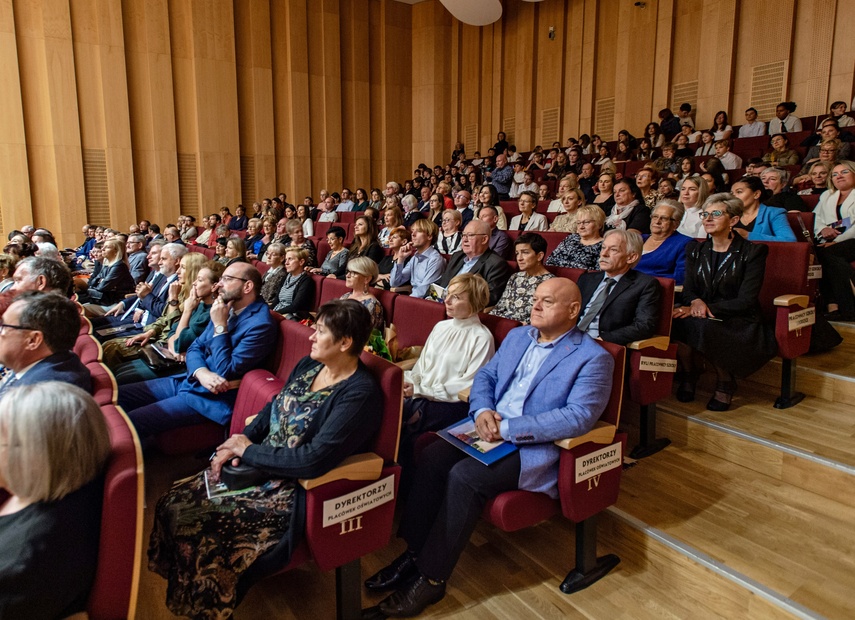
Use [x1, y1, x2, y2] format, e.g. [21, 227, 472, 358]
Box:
[671, 236, 777, 377]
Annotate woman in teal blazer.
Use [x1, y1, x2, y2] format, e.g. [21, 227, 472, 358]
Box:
[730, 176, 797, 242]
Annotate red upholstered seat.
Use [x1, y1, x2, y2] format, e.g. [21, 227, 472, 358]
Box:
[88, 361, 116, 406]
[338, 211, 358, 224]
[87, 404, 144, 620]
[478, 312, 521, 346]
[255, 260, 270, 276]
[391, 295, 447, 350]
[310, 274, 326, 311]
[314, 221, 333, 239]
[75, 333, 102, 364]
[319, 276, 350, 306]
[798, 194, 821, 211]
[545, 265, 586, 281]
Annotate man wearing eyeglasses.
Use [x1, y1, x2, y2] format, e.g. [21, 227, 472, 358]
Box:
[0, 292, 92, 395]
[118, 262, 277, 437]
[435, 220, 511, 306]
[126, 234, 149, 284]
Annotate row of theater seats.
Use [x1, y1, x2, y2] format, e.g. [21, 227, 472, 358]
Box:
[70, 315, 144, 620]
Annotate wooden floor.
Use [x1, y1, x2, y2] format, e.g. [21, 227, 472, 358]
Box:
[135, 322, 855, 619]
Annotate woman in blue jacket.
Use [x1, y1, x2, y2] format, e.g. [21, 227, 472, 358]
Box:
[730, 176, 797, 242]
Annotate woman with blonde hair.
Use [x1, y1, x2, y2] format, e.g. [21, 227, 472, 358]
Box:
[545, 205, 606, 270]
[676, 175, 710, 238]
[0, 382, 111, 618]
[341, 256, 385, 331]
[80, 236, 136, 307]
[549, 187, 586, 233]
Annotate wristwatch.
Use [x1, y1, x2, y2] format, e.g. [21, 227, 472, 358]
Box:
[168, 299, 179, 306]
[214, 325, 227, 335]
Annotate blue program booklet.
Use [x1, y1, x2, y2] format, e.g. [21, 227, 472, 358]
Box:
[438, 419, 518, 466]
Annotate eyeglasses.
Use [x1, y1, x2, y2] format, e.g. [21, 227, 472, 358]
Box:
[220, 274, 249, 283]
[576, 220, 596, 226]
[650, 215, 677, 222]
[345, 271, 365, 277]
[699, 210, 727, 220]
[0, 322, 34, 335]
[461, 233, 488, 239]
[832, 170, 852, 177]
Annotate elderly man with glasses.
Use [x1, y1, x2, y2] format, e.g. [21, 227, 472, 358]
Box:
[435, 220, 512, 306]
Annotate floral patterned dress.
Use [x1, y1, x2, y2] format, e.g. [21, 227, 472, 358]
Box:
[148, 365, 334, 619]
[545, 234, 603, 270]
[490, 271, 555, 324]
[340, 293, 385, 331]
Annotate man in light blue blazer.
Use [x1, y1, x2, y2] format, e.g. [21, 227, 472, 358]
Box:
[118, 262, 277, 437]
[369, 278, 614, 617]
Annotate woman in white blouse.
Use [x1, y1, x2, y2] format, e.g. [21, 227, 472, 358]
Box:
[509, 191, 548, 231]
[676, 175, 710, 239]
[399, 273, 495, 465]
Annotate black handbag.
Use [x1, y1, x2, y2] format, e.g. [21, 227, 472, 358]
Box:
[138, 344, 186, 372]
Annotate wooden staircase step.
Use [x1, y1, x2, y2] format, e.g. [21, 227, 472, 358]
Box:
[616, 446, 855, 619]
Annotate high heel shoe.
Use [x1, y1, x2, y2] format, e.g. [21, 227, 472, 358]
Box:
[707, 380, 737, 412]
[676, 381, 696, 403]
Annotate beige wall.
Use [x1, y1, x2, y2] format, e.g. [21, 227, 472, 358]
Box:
[412, 0, 855, 166]
[1, 0, 852, 246]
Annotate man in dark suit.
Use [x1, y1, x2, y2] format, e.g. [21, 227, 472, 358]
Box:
[118, 262, 278, 437]
[436, 220, 512, 306]
[576, 229, 661, 346]
[0, 292, 91, 395]
[126, 233, 150, 283]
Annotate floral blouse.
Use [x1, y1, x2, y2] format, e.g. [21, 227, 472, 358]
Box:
[545, 234, 603, 270]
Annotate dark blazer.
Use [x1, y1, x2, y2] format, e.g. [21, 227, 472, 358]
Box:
[437, 249, 513, 306]
[128, 251, 149, 284]
[577, 269, 661, 346]
[17, 351, 92, 393]
[86, 262, 136, 305]
[403, 211, 425, 228]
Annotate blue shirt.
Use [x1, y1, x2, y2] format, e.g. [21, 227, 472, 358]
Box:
[476, 327, 574, 438]
[336, 200, 355, 212]
[391, 246, 446, 298]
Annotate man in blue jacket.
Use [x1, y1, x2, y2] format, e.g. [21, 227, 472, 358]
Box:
[118, 262, 277, 437]
[367, 278, 614, 616]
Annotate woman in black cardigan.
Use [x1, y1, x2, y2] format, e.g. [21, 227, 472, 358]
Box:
[273, 247, 315, 320]
[671, 193, 776, 411]
[148, 300, 380, 619]
[80, 237, 135, 305]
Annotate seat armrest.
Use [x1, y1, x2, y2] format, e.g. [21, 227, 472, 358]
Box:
[298, 453, 383, 490]
[674, 285, 683, 293]
[774, 294, 809, 308]
[458, 386, 471, 402]
[395, 358, 418, 371]
[554, 421, 616, 450]
[243, 414, 257, 427]
[390, 286, 413, 294]
[627, 335, 671, 351]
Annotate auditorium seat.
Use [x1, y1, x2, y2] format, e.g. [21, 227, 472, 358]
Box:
[254, 260, 270, 275]
[478, 312, 521, 346]
[88, 361, 116, 406]
[310, 274, 326, 311]
[75, 333, 102, 364]
[786, 211, 815, 241]
[338, 212, 358, 224]
[798, 193, 821, 211]
[318, 276, 350, 307]
[87, 404, 144, 620]
[624, 161, 644, 176]
[391, 295, 447, 353]
[316, 239, 331, 266]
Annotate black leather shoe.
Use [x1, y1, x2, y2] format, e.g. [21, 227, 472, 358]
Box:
[364, 551, 417, 592]
[675, 382, 696, 403]
[378, 574, 446, 617]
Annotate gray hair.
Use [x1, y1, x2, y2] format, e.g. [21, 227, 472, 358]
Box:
[703, 192, 744, 218]
[0, 382, 110, 502]
[653, 198, 685, 224]
[401, 194, 418, 211]
[346, 256, 379, 285]
[603, 229, 644, 265]
[35, 243, 61, 261]
[15, 256, 72, 294]
[160, 242, 188, 261]
[761, 166, 790, 186]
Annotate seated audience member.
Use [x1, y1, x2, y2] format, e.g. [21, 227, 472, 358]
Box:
[193, 214, 219, 247]
[545, 205, 606, 270]
[636, 167, 662, 209]
[422, 193, 444, 229]
[730, 176, 797, 242]
[126, 234, 150, 283]
[658, 177, 678, 198]
[348, 215, 384, 264]
[510, 191, 548, 231]
[828, 100, 855, 128]
[675, 157, 697, 191]
[547, 177, 574, 213]
[402, 194, 427, 228]
[679, 122, 702, 145]
[479, 205, 513, 259]
[510, 170, 538, 198]
[0, 382, 110, 618]
[796, 161, 831, 195]
[636, 199, 692, 285]
[593, 172, 616, 210]
[296, 204, 314, 237]
[118, 262, 277, 437]
[435, 221, 512, 306]
[605, 178, 651, 234]
[663, 107, 684, 134]
[593, 145, 615, 174]
[74, 224, 97, 262]
[391, 219, 445, 297]
[676, 175, 710, 238]
[710, 111, 733, 141]
[317, 196, 338, 223]
[248, 217, 273, 260]
[101, 253, 206, 372]
[436, 208, 463, 255]
[490, 233, 555, 324]
[377, 228, 410, 290]
[653, 142, 678, 175]
[452, 190, 475, 228]
[576, 230, 660, 346]
[672, 193, 776, 410]
[768, 101, 802, 133]
[549, 188, 585, 233]
[1, 257, 73, 321]
[793, 140, 838, 185]
[0, 254, 16, 293]
[763, 134, 800, 166]
[273, 247, 315, 321]
[284, 219, 317, 268]
[260, 242, 287, 306]
[738, 107, 767, 138]
[0, 292, 91, 393]
[400, 274, 494, 463]
[180, 215, 198, 243]
[227, 205, 248, 231]
[214, 238, 230, 265]
[473, 184, 508, 230]
[745, 157, 770, 176]
[223, 237, 247, 266]
[163, 226, 184, 246]
[309, 226, 348, 279]
[760, 167, 808, 212]
[367, 277, 614, 617]
[701, 157, 729, 192]
[219, 207, 233, 227]
[803, 121, 852, 164]
[714, 139, 743, 170]
[379, 208, 405, 247]
[695, 130, 716, 156]
[537, 183, 552, 202]
[814, 161, 855, 320]
[353, 188, 370, 211]
[342, 257, 385, 331]
[148, 300, 379, 619]
[673, 133, 694, 158]
[77, 237, 136, 308]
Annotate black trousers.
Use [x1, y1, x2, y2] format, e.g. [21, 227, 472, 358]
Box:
[818, 239, 855, 315]
[397, 439, 521, 581]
